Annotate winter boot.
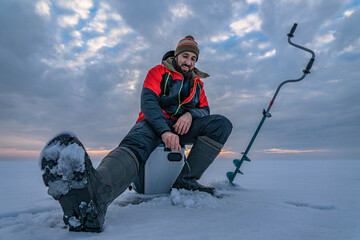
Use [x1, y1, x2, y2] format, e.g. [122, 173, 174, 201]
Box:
[40, 132, 138, 232]
[172, 136, 223, 195]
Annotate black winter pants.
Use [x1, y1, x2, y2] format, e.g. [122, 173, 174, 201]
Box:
[119, 114, 232, 163]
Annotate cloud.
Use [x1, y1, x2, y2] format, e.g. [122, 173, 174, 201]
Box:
[258, 42, 271, 49]
[230, 13, 262, 38]
[0, 1, 52, 59]
[313, 31, 335, 48]
[184, 148, 238, 159]
[247, 0, 262, 4]
[82, 2, 119, 33]
[344, 9, 355, 17]
[210, 33, 232, 43]
[255, 49, 276, 60]
[261, 148, 330, 154]
[170, 2, 194, 19]
[40, 2, 137, 70]
[219, 150, 239, 158]
[55, 0, 93, 19]
[0, 147, 113, 162]
[0, 148, 40, 160]
[332, 7, 360, 56]
[58, 14, 80, 28]
[35, 0, 51, 17]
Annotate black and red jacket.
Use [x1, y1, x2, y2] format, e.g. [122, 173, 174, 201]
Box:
[137, 51, 210, 136]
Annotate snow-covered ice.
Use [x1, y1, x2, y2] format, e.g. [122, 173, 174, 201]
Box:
[0, 159, 359, 240]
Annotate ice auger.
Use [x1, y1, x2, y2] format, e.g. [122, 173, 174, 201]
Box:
[226, 23, 316, 184]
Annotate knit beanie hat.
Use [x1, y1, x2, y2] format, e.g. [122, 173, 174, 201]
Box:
[174, 35, 199, 60]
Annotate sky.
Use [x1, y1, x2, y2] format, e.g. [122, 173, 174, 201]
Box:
[0, 0, 359, 162]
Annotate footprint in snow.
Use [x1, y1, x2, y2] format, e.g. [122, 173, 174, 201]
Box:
[284, 201, 336, 210]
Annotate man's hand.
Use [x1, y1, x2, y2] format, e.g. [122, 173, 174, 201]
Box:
[161, 131, 181, 151]
[173, 112, 192, 135]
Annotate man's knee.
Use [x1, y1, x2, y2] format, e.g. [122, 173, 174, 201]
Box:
[205, 114, 232, 144]
[119, 120, 160, 162]
[213, 114, 233, 135]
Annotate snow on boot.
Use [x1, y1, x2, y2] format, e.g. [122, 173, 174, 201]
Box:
[40, 132, 103, 232]
[172, 136, 223, 195]
[40, 132, 139, 232]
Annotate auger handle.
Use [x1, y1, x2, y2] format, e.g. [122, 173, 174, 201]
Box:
[287, 23, 316, 74]
[287, 23, 298, 38]
[304, 58, 315, 73]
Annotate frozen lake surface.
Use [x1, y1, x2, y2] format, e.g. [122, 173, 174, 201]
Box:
[0, 159, 359, 240]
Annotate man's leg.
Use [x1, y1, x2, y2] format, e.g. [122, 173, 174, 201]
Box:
[119, 119, 163, 193]
[95, 119, 161, 203]
[173, 114, 233, 194]
[119, 119, 162, 163]
[179, 114, 233, 145]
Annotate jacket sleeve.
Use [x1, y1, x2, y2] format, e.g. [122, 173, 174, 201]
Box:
[188, 85, 210, 119]
[141, 67, 171, 136]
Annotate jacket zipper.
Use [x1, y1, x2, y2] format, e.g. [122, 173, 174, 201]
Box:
[161, 72, 170, 99]
[171, 77, 198, 118]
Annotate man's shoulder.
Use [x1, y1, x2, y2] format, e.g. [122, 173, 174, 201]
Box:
[149, 64, 167, 73]
[149, 64, 177, 77]
[145, 65, 173, 81]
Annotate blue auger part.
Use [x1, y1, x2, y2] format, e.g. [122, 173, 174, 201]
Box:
[236, 169, 244, 175]
[233, 159, 242, 168]
[226, 168, 243, 184]
[226, 172, 235, 182]
[241, 154, 251, 162]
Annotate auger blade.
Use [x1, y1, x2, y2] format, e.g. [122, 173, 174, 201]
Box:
[233, 159, 242, 168]
[226, 172, 235, 182]
[241, 153, 251, 162]
[236, 169, 244, 175]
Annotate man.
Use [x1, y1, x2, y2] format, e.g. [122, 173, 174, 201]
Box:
[40, 35, 232, 232]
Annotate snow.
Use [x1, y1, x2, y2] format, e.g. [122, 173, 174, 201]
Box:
[39, 131, 78, 163]
[0, 159, 359, 240]
[40, 135, 87, 198]
[68, 216, 81, 229]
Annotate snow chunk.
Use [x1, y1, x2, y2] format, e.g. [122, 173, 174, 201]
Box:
[41, 142, 65, 163]
[39, 131, 79, 166]
[56, 143, 86, 178]
[79, 201, 87, 209]
[68, 216, 81, 228]
[43, 142, 87, 198]
[47, 180, 70, 197]
[169, 189, 220, 208]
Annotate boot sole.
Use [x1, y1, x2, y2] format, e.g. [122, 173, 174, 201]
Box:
[40, 133, 103, 232]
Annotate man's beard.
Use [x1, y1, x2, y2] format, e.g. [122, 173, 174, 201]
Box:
[175, 62, 192, 79]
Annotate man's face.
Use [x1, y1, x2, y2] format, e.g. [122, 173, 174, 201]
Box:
[175, 51, 197, 73]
